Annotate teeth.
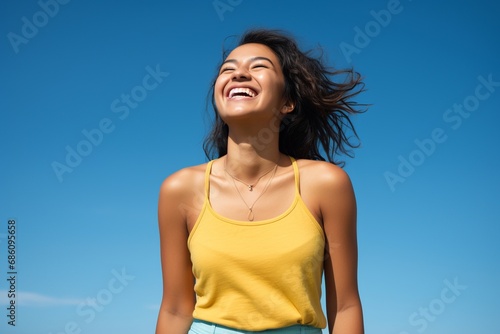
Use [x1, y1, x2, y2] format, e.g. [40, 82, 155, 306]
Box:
[229, 87, 256, 98]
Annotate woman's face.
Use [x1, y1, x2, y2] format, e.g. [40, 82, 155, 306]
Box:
[214, 43, 287, 123]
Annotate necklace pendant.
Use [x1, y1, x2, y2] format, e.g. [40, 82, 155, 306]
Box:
[248, 209, 254, 221]
[248, 185, 253, 191]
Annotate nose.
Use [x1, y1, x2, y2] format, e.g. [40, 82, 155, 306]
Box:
[232, 67, 250, 81]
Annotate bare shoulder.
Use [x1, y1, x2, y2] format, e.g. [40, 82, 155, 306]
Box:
[296, 159, 353, 193]
[159, 162, 208, 198]
[158, 162, 209, 229]
[294, 159, 355, 225]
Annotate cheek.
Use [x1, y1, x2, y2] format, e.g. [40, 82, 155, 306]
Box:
[214, 76, 226, 95]
[264, 79, 286, 101]
[256, 73, 284, 91]
[213, 78, 226, 111]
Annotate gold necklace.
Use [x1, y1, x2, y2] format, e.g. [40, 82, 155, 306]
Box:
[224, 157, 279, 221]
[224, 158, 277, 191]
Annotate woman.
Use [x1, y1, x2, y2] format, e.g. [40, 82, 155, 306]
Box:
[156, 29, 366, 334]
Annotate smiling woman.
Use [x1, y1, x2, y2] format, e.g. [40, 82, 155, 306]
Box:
[155, 28, 367, 334]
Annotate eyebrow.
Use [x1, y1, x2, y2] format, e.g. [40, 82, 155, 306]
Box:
[221, 56, 275, 67]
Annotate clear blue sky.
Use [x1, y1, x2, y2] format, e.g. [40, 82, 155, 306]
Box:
[1, 1, 499, 333]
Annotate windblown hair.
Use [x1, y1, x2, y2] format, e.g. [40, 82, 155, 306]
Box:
[203, 28, 367, 166]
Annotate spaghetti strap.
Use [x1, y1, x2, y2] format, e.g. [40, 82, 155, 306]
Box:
[204, 160, 214, 199]
[289, 156, 300, 194]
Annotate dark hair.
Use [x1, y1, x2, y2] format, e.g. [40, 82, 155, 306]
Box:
[203, 28, 367, 166]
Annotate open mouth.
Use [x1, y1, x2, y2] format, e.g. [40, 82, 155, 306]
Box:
[228, 87, 257, 99]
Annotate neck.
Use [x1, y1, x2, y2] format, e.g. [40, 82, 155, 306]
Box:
[224, 133, 281, 180]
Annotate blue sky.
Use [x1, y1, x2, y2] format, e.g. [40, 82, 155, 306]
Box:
[1, 0, 499, 333]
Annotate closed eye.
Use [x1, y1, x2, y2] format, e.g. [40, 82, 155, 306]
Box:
[220, 67, 235, 73]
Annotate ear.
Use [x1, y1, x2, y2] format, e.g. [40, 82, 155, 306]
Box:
[281, 101, 295, 114]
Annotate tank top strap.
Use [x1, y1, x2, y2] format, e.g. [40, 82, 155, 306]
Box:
[204, 160, 215, 199]
[289, 156, 300, 194]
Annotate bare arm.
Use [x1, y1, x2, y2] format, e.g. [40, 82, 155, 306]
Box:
[156, 170, 196, 334]
[319, 164, 364, 334]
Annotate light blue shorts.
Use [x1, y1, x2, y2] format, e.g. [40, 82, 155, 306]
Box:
[188, 319, 322, 334]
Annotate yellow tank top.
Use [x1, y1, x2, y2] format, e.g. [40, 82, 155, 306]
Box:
[188, 156, 327, 330]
